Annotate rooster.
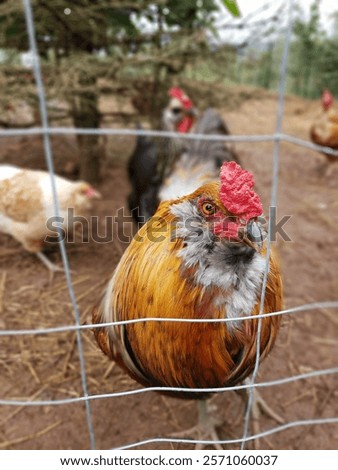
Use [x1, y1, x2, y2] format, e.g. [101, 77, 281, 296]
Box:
[0, 165, 100, 273]
[93, 161, 283, 448]
[127, 87, 197, 225]
[310, 89, 338, 170]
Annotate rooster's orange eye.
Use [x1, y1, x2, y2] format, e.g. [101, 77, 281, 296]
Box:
[201, 202, 216, 216]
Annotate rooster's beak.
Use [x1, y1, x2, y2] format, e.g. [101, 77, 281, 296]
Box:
[243, 219, 265, 251]
[85, 187, 101, 199]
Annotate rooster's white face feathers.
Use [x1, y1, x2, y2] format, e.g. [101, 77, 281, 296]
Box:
[170, 197, 266, 329]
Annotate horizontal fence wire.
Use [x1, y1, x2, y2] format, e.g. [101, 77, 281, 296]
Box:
[0, 127, 338, 156]
[1, 301, 338, 337]
[115, 416, 338, 450]
[0, 0, 337, 451]
[1, 367, 338, 407]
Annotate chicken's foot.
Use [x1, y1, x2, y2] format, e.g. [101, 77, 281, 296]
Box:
[36, 252, 64, 281]
[241, 380, 284, 449]
[170, 399, 225, 450]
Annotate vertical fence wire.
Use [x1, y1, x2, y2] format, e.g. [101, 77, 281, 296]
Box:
[22, 0, 96, 450]
[240, 0, 295, 449]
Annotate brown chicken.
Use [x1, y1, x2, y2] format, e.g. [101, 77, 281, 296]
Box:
[310, 89, 338, 169]
[93, 161, 283, 448]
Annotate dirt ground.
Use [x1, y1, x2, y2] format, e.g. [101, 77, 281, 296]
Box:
[0, 85, 338, 450]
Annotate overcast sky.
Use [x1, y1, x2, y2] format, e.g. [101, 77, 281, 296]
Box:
[234, 0, 337, 20]
[214, 0, 338, 47]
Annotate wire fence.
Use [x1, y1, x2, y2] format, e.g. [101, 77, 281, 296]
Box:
[0, 0, 338, 450]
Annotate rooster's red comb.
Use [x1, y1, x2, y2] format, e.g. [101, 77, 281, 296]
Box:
[219, 161, 263, 221]
[322, 89, 333, 111]
[169, 87, 193, 110]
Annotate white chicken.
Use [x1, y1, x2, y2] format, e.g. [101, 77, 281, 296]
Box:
[0, 165, 100, 273]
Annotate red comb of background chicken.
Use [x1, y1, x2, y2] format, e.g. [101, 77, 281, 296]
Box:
[219, 161, 263, 222]
[322, 89, 333, 111]
[169, 87, 193, 110]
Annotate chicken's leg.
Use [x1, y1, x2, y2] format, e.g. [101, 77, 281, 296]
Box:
[36, 252, 64, 280]
[170, 399, 224, 450]
[242, 379, 284, 449]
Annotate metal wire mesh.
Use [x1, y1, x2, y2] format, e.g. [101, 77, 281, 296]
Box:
[22, 0, 96, 449]
[0, 0, 337, 450]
